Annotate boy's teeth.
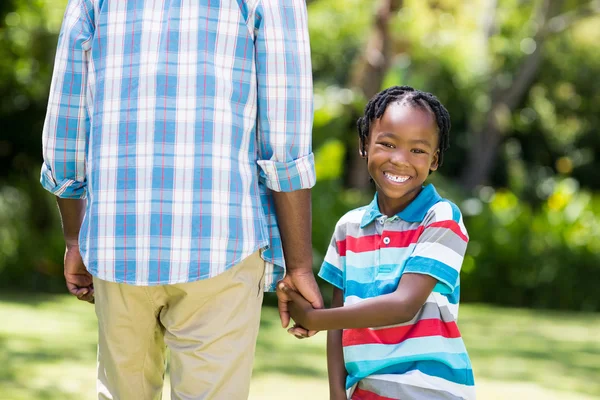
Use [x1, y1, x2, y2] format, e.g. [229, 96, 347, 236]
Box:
[384, 172, 410, 183]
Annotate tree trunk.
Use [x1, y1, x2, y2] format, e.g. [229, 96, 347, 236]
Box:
[343, 0, 403, 190]
[459, 0, 598, 191]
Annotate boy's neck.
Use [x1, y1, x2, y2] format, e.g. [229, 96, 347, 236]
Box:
[376, 185, 424, 217]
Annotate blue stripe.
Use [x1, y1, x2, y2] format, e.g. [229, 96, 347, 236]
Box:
[446, 284, 460, 304]
[404, 256, 459, 292]
[345, 278, 399, 299]
[345, 263, 404, 284]
[346, 359, 475, 388]
[319, 262, 344, 290]
[344, 337, 468, 363]
[116, 2, 142, 282]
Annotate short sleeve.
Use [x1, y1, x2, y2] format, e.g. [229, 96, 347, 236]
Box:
[403, 201, 469, 294]
[318, 224, 346, 290]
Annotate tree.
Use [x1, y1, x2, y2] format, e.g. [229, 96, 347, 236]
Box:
[459, 0, 600, 191]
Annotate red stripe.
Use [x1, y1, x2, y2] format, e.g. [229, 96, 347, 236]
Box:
[427, 220, 468, 242]
[343, 319, 461, 347]
[337, 227, 424, 255]
[352, 387, 396, 400]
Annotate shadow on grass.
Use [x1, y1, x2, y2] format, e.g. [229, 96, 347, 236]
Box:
[253, 307, 328, 379]
[459, 305, 600, 396]
[0, 292, 98, 400]
[2, 293, 599, 398]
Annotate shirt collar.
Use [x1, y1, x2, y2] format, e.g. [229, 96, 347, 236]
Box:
[360, 184, 442, 228]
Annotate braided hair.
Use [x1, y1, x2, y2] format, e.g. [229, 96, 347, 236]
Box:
[356, 85, 451, 169]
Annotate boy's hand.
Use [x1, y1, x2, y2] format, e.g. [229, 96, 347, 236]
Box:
[278, 283, 316, 331]
[276, 269, 323, 338]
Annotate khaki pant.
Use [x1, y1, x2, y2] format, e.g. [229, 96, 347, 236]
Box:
[93, 251, 265, 400]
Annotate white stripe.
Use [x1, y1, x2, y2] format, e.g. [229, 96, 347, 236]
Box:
[433, 292, 459, 319]
[210, 1, 238, 274]
[135, 0, 161, 284]
[169, 0, 198, 283]
[412, 242, 463, 272]
[323, 243, 342, 269]
[337, 207, 367, 226]
[431, 202, 454, 222]
[369, 372, 476, 400]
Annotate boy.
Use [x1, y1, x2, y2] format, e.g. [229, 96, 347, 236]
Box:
[279, 86, 476, 399]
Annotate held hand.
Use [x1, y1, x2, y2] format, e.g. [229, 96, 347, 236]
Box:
[276, 269, 324, 337]
[64, 244, 94, 303]
[278, 282, 317, 331]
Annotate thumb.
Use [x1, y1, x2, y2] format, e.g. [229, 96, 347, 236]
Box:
[278, 283, 298, 300]
[278, 282, 290, 293]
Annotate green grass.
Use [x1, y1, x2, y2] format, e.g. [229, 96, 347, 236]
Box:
[0, 293, 599, 399]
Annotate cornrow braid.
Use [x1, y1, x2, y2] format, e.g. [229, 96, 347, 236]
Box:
[356, 85, 451, 169]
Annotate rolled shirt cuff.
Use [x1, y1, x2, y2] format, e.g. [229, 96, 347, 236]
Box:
[40, 164, 87, 199]
[257, 153, 316, 192]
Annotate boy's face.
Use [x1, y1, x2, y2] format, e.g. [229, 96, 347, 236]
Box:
[362, 102, 439, 217]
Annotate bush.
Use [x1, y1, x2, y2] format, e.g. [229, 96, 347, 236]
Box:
[460, 178, 600, 311]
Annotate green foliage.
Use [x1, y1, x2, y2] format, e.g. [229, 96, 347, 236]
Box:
[460, 178, 600, 311]
[0, 179, 66, 292]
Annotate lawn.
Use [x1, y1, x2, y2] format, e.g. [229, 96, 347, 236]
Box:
[0, 293, 599, 400]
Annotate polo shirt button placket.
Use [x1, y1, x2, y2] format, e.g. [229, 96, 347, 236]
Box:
[383, 237, 391, 245]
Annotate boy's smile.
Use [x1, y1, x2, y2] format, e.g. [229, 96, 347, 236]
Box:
[362, 102, 440, 217]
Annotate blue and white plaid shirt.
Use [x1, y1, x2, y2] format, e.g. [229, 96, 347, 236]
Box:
[40, 0, 316, 290]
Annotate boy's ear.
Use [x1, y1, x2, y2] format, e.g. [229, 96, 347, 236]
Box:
[429, 150, 440, 171]
[359, 138, 368, 158]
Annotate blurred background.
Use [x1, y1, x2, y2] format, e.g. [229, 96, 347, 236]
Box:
[1, 0, 599, 399]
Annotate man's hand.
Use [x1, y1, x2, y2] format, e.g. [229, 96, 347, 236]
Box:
[276, 270, 323, 337]
[278, 282, 317, 331]
[64, 244, 94, 303]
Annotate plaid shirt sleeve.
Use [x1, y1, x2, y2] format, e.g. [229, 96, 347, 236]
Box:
[254, 0, 316, 193]
[403, 201, 469, 294]
[40, 0, 94, 199]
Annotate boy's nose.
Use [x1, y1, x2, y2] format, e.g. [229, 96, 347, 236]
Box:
[390, 149, 410, 166]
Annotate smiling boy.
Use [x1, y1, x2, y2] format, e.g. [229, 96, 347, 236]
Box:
[279, 86, 476, 399]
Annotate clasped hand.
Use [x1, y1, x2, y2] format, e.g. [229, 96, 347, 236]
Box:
[277, 282, 318, 334]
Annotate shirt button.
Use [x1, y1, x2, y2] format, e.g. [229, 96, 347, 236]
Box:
[379, 219, 385, 224]
[383, 237, 391, 245]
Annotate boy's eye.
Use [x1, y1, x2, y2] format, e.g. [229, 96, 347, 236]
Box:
[378, 142, 395, 148]
[411, 149, 426, 154]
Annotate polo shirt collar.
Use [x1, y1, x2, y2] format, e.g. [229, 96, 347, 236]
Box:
[360, 184, 442, 228]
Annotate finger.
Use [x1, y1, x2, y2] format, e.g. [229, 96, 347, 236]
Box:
[307, 329, 319, 337]
[66, 282, 86, 297]
[276, 289, 291, 329]
[288, 325, 309, 337]
[307, 286, 325, 309]
[77, 289, 94, 303]
[279, 283, 303, 303]
[287, 328, 308, 339]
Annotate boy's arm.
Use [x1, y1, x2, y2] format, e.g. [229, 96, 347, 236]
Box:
[282, 203, 468, 331]
[280, 273, 437, 331]
[326, 287, 347, 399]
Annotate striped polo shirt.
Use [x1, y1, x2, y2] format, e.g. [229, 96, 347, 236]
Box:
[318, 184, 476, 400]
